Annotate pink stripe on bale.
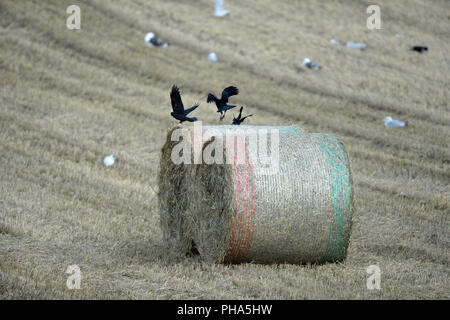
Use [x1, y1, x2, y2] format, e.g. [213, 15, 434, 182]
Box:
[224, 136, 256, 263]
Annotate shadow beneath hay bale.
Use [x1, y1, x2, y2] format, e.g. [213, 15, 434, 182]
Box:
[109, 237, 204, 266]
[188, 239, 200, 257]
[109, 239, 167, 262]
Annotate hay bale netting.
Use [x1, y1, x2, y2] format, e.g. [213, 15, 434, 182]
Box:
[159, 125, 353, 264]
[158, 125, 302, 258]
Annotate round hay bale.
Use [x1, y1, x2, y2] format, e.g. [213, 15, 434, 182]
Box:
[158, 127, 197, 257]
[158, 125, 353, 264]
[158, 125, 302, 258]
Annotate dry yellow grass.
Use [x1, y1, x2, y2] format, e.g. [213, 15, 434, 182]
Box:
[0, 0, 449, 299]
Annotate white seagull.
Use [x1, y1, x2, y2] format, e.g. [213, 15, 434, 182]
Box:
[302, 58, 321, 70]
[214, 0, 229, 17]
[103, 155, 115, 167]
[384, 116, 408, 128]
[145, 32, 168, 47]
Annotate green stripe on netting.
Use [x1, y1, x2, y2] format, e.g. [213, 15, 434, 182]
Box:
[278, 126, 302, 134]
[318, 137, 351, 262]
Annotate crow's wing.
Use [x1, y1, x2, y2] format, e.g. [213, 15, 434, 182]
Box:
[221, 86, 239, 103]
[219, 105, 237, 112]
[237, 106, 243, 119]
[241, 114, 253, 121]
[207, 93, 218, 103]
[184, 104, 199, 116]
[170, 85, 184, 115]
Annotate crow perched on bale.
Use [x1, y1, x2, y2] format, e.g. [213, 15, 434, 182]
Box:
[170, 85, 199, 123]
[207, 86, 239, 120]
[232, 107, 253, 125]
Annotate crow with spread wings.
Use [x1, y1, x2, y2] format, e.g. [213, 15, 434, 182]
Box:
[170, 85, 199, 123]
[232, 107, 253, 125]
[207, 86, 239, 120]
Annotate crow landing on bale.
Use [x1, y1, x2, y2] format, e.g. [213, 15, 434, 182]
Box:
[207, 86, 239, 120]
[170, 85, 199, 123]
[232, 107, 253, 125]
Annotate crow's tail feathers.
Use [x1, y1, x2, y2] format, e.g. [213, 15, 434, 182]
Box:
[184, 104, 199, 116]
[220, 105, 237, 112]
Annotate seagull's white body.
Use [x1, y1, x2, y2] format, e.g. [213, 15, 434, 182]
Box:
[330, 39, 344, 45]
[207, 52, 218, 61]
[214, 0, 229, 17]
[346, 42, 367, 50]
[330, 40, 367, 50]
[384, 117, 407, 128]
[104, 155, 115, 167]
[145, 32, 168, 47]
[302, 58, 321, 70]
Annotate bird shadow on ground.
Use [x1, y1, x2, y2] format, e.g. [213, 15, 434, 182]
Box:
[294, 66, 306, 73]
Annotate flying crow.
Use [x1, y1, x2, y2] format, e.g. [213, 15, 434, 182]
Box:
[170, 85, 198, 123]
[207, 86, 239, 120]
[232, 107, 253, 125]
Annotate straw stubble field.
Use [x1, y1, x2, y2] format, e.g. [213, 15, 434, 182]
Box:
[0, 0, 449, 299]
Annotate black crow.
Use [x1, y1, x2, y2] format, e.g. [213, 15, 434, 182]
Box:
[170, 85, 198, 123]
[412, 46, 428, 53]
[232, 107, 253, 125]
[207, 86, 239, 120]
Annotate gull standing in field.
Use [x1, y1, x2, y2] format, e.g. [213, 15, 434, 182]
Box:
[145, 32, 168, 47]
[302, 58, 321, 70]
[214, 0, 229, 17]
[207, 86, 239, 120]
[384, 116, 408, 128]
[103, 155, 115, 167]
[170, 85, 199, 123]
